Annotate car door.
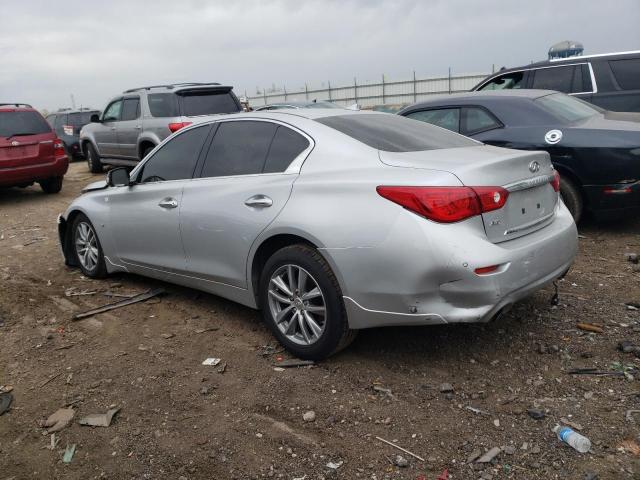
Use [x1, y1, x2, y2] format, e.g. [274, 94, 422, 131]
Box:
[403, 108, 461, 133]
[107, 124, 212, 278]
[180, 119, 312, 288]
[95, 99, 123, 156]
[116, 96, 141, 159]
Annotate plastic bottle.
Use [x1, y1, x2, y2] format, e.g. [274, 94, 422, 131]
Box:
[553, 425, 591, 453]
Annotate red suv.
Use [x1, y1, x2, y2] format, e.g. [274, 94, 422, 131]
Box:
[0, 103, 69, 193]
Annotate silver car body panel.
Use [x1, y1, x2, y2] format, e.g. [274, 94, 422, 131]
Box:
[63, 109, 578, 329]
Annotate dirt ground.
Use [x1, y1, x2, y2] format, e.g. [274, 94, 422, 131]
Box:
[1, 161, 639, 480]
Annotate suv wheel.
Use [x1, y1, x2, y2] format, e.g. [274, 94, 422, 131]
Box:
[559, 175, 583, 222]
[142, 145, 155, 160]
[86, 143, 103, 173]
[259, 244, 357, 360]
[71, 213, 107, 278]
[39, 176, 63, 194]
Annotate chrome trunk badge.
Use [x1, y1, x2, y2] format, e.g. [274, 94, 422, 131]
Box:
[529, 161, 540, 173]
[11, 141, 19, 146]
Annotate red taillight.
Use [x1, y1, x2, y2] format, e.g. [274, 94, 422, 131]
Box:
[376, 186, 509, 223]
[603, 186, 632, 195]
[551, 170, 561, 192]
[168, 122, 192, 133]
[474, 265, 500, 275]
[53, 139, 65, 157]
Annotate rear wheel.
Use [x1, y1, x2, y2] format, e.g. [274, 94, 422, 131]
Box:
[39, 176, 63, 194]
[71, 213, 107, 278]
[259, 244, 357, 360]
[559, 175, 583, 222]
[141, 145, 155, 160]
[86, 143, 103, 173]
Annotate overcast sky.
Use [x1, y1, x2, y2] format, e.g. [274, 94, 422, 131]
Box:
[1, 0, 638, 111]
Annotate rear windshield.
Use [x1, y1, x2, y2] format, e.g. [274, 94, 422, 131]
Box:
[0, 111, 51, 138]
[315, 113, 477, 152]
[68, 112, 98, 126]
[535, 93, 600, 124]
[148, 93, 179, 117]
[180, 90, 240, 116]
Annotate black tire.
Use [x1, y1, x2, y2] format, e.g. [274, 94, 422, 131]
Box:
[39, 176, 63, 194]
[70, 213, 107, 278]
[259, 244, 357, 360]
[86, 143, 103, 173]
[559, 175, 583, 222]
[141, 146, 155, 160]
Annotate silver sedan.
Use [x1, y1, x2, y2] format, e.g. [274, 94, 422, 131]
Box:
[58, 110, 578, 359]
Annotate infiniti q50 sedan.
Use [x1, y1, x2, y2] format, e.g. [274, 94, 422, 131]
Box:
[58, 110, 578, 359]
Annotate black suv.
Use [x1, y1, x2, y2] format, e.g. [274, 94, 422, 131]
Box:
[46, 108, 101, 159]
[472, 50, 640, 112]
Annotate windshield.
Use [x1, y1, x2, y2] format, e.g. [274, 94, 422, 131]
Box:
[0, 111, 52, 138]
[306, 101, 343, 109]
[535, 93, 600, 123]
[316, 113, 477, 152]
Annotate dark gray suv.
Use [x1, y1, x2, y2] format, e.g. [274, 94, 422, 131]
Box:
[80, 83, 242, 172]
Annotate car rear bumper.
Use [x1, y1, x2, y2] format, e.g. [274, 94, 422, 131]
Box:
[584, 181, 640, 220]
[0, 155, 69, 187]
[330, 201, 578, 329]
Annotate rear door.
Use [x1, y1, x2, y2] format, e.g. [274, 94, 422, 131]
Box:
[95, 99, 122, 156]
[0, 110, 55, 170]
[180, 119, 311, 287]
[116, 97, 142, 159]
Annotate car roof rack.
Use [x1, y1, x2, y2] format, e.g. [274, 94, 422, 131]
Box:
[0, 103, 33, 108]
[123, 82, 221, 93]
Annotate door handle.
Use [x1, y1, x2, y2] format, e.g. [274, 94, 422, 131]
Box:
[158, 197, 179, 209]
[135, 125, 142, 130]
[244, 194, 273, 208]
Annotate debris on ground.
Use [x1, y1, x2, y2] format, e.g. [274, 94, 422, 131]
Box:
[372, 384, 396, 400]
[202, 358, 221, 366]
[302, 410, 316, 422]
[375, 436, 425, 462]
[477, 447, 501, 463]
[618, 340, 640, 354]
[0, 392, 13, 415]
[465, 405, 490, 416]
[79, 407, 120, 427]
[274, 359, 315, 368]
[39, 371, 63, 387]
[195, 327, 220, 334]
[72, 288, 165, 320]
[625, 252, 639, 264]
[326, 460, 343, 470]
[560, 417, 583, 430]
[618, 439, 640, 456]
[527, 408, 546, 420]
[42, 408, 75, 433]
[439, 382, 454, 393]
[625, 409, 640, 423]
[576, 322, 604, 333]
[0, 385, 13, 394]
[62, 444, 76, 464]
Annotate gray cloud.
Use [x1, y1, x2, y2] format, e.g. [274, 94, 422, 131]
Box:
[1, 0, 638, 111]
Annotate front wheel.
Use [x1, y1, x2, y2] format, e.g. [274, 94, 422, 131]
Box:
[259, 244, 356, 360]
[71, 213, 107, 278]
[559, 176, 583, 223]
[39, 176, 63, 194]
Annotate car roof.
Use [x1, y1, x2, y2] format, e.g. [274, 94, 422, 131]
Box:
[402, 89, 555, 109]
[0, 103, 35, 112]
[53, 108, 100, 114]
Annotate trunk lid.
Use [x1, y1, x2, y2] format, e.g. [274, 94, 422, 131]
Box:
[0, 132, 56, 168]
[379, 145, 559, 243]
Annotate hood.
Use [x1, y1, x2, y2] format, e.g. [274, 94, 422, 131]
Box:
[81, 180, 107, 193]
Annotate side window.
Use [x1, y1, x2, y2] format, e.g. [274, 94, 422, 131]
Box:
[102, 100, 123, 122]
[263, 126, 310, 173]
[138, 125, 210, 183]
[463, 108, 501, 135]
[405, 108, 460, 133]
[201, 121, 278, 178]
[609, 58, 640, 90]
[531, 66, 575, 93]
[479, 71, 525, 90]
[121, 98, 140, 121]
[148, 93, 178, 117]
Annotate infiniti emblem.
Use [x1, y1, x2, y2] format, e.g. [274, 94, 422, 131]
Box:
[529, 161, 540, 173]
[11, 141, 19, 146]
[544, 129, 563, 145]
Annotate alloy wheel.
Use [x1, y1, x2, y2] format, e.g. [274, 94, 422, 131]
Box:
[268, 264, 326, 346]
[75, 222, 99, 271]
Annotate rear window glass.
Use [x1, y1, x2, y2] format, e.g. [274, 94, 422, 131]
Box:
[0, 111, 51, 138]
[180, 91, 240, 116]
[148, 93, 179, 117]
[315, 114, 476, 152]
[609, 58, 640, 90]
[535, 93, 599, 123]
[531, 66, 575, 93]
[68, 112, 97, 126]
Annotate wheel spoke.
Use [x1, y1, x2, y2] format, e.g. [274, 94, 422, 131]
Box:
[301, 287, 321, 301]
[306, 305, 325, 314]
[275, 305, 295, 324]
[297, 269, 307, 295]
[268, 289, 292, 305]
[271, 275, 293, 297]
[285, 314, 299, 335]
[287, 265, 296, 293]
[298, 313, 311, 344]
[303, 311, 323, 338]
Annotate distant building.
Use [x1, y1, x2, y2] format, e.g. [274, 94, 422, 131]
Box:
[548, 41, 584, 60]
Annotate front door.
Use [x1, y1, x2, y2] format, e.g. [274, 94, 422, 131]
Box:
[116, 97, 142, 159]
[96, 99, 122, 156]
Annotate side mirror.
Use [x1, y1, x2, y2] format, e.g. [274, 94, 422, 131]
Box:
[107, 167, 131, 187]
[90, 114, 101, 123]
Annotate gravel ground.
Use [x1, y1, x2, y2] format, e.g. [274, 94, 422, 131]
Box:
[1, 161, 639, 480]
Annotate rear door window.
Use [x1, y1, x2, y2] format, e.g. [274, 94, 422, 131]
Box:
[121, 98, 141, 121]
[478, 71, 525, 90]
[462, 108, 502, 135]
[200, 121, 278, 177]
[263, 126, 310, 173]
[148, 93, 179, 117]
[531, 66, 575, 93]
[405, 108, 460, 132]
[609, 58, 640, 90]
[138, 125, 211, 183]
[0, 111, 52, 137]
[180, 91, 241, 116]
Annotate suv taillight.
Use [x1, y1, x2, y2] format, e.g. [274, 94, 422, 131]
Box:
[168, 122, 192, 133]
[376, 185, 509, 223]
[53, 139, 65, 157]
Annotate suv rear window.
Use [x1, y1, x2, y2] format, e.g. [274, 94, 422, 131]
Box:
[68, 112, 97, 126]
[0, 111, 51, 138]
[180, 90, 240, 116]
[148, 93, 179, 117]
[609, 58, 640, 91]
[316, 114, 476, 152]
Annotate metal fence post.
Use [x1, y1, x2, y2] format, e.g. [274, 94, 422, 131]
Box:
[381, 74, 385, 104]
[263, 88, 267, 105]
[328, 81, 332, 101]
[448, 67, 452, 94]
[305, 83, 308, 100]
[413, 70, 417, 103]
[354, 77, 358, 104]
[284, 86, 287, 102]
